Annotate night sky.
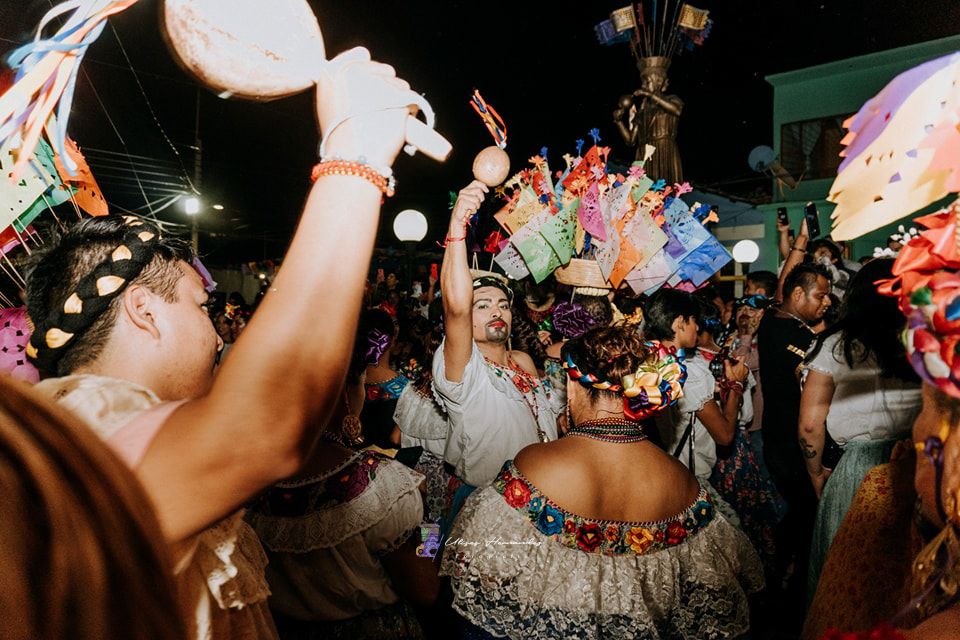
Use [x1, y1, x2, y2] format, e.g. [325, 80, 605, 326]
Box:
[2, 0, 958, 265]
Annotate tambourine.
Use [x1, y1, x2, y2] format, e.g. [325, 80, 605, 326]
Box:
[160, 0, 451, 161]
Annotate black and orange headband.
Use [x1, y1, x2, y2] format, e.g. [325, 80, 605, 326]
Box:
[27, 217, 161, 373]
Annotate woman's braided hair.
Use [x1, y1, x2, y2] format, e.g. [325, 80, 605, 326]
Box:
[562, 324, 686, 420]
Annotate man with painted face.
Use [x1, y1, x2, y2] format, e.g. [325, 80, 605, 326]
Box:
[433, 181, 562, 502]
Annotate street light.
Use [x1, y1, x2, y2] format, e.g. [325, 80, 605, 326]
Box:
[732, 239, 760, 264]
[182, 195, 201, 253]
[184, 195, 200, 215]
[393, 209, 428, 295]
[393, 209, 428, 242]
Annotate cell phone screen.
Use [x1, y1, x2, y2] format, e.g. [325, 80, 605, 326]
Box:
[430, 263, 438, 279]
[804, 202, 821, 239]
[777, 207, 789, 226]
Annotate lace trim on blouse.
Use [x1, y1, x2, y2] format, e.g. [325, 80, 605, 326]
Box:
[493, 461, 713, 556]
[394, 384, 448, 441]
[246, 451, 423, 553]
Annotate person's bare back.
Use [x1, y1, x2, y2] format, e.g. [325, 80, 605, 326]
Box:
[514, 437, 700, 524]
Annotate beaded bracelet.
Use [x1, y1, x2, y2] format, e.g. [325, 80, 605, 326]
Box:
[311, 159, 396, 197]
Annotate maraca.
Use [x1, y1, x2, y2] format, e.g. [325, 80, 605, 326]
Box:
[473, 146, 510, 187]
[469, 90, 510, 186]
[161, 0, 451, 161]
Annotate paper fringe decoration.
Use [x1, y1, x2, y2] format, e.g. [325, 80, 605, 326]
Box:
[0, 0, 140, 182]
[486, 133, 730, 293]
[828, 51, 960, 240]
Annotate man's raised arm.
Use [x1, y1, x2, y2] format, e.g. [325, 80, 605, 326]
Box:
[439, 181, 488, 383]
[138, 49, 422, 541]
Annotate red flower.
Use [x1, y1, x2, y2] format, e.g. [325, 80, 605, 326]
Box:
[666, 521, 688, 545]
[564, 520, 577, 534]
[576, 522, 603, 552]
[503, 478, 531, 508]
[512, 374, 532, 394]
[653, 529, 666, 543]
[604, 525, 620, 544]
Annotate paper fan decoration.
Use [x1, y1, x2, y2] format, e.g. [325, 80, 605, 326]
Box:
[0, 307, 39, 383]
[828, 51, 960, 240]
[486, 135, 730, 293]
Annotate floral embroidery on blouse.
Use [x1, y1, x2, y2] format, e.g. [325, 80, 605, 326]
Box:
[492, 461, 714, 556]
[365, 375, 409, 402]
[484, 357, 553, 400]
[251, 452, 390, 517]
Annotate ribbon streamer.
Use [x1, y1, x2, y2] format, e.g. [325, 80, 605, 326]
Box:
[470, 89, 507, 149]
[0, 0, 140, 182]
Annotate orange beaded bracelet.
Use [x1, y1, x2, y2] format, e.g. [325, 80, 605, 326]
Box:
[310, 159, 396, 197]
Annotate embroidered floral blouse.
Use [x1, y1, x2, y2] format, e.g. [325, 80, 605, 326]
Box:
[492, 460, 714, 555]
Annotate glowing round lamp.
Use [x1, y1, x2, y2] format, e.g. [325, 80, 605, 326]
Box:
[184, 196, 200, 215]
[732, 239, 760, 264]
[393, 209, 428, 242]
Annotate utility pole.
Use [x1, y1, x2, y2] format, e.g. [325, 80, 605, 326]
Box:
[191, 88, 202, 255]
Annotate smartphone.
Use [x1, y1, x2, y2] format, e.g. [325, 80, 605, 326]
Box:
[804, 202, 821, 239]
[430, 263, 438, 280]
[777, 207, 789, 226]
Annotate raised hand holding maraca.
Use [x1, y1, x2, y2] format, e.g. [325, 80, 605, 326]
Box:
[469, 90, 511, 187]
[162, 0, 451, 163]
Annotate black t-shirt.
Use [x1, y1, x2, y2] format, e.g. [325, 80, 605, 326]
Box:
[757, 310, 815, 459]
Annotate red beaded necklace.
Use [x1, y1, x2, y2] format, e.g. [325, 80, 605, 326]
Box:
[484, 355, 549, 443]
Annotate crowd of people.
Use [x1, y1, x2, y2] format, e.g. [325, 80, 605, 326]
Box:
[2, 47, 960, 640]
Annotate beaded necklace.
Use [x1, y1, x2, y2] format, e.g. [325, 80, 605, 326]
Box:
[566, 417, 648, 443]
[484, 355, 549, 443]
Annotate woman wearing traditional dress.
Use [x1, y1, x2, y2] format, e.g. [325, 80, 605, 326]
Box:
[697, 301, 781, 578]
[360, 308, 410, 451]
[245, 327, 438, 639]
[802, 204, 960, 639]
[648, 289, 750, 525]
[441, 323, 763, 639]
[798, 258, 921, 600]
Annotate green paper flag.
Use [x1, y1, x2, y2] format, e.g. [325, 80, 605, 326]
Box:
[539, 197, 580, 265]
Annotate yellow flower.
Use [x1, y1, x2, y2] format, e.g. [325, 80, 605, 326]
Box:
[625, 526, 654, 553]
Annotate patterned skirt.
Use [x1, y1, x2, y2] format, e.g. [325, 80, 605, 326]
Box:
[709, 428, 781, 576]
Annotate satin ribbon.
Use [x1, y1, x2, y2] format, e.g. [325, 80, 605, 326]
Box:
[469, 89, 507, 149]
[364, 328, 391, 366]
[552, 301, 599, 339]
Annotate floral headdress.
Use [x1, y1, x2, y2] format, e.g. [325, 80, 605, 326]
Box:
[878, 198, 960, 398]
[563, 339, 686, 420]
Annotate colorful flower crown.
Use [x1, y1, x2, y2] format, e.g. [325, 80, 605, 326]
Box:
[563, 340, 686, 420]
[878, 198, 960, 398]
